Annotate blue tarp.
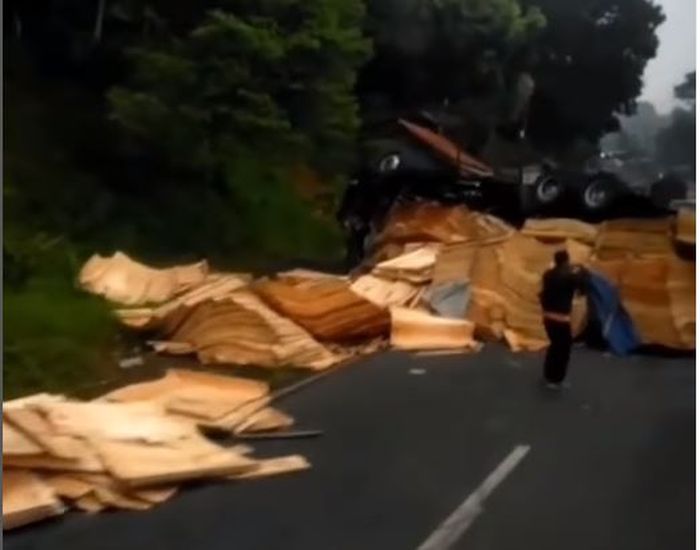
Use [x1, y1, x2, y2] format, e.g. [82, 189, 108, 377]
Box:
[587, 271, 642, 356]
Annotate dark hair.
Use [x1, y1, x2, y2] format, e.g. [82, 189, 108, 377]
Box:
[554, 250, 569, 266]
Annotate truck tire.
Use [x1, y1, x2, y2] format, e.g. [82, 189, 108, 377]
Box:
[580, 176, 619, 213]
[533, 174, 564, 207]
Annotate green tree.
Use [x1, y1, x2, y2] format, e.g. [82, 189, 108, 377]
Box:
[357, 0, 545, 121]
[522, 0, 665, 153]
[109, 0, 371, 177]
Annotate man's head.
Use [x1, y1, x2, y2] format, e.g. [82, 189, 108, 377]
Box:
[554, 250, 570, 268]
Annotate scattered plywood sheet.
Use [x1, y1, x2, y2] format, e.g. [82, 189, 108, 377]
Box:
[377, 202, 477, 244]
[594, 218, 673, 260]
[74, 494, 105, 514]
[350, 275, 422, 308]
[277, 269, 347, 282]
[521, 218, 598, 244]
[101, 369, 269, 423]
[234, 408, 294, 434]
[372, 244, 441, 284]
[3, 452, 105, 474]
[231, 455, 311, 480]
[35, 401, 197, 444]
[390, 307, 479, 351]
[3, 470, 65, 530]
[254, 278, 390, 342]
[4, 407, 102, 465]
[3, 421, 44, 457]
[157, 291, 338, 369]
[467, 288, 507, 342]
[377, 202, 513, 246]
[675, 207, 695, 245]
[92, 485, 152, 511]
[431, 242, 478, 285]
[326, 338, 388, 359]
[149, 341, 194, 355]
[116, 273, 251, 331]
[203, 396, 273, 432]
[498, 234, 552, 342]
[132, 486, 179, 505]
[668, 257, 695, 349]
[5, 394, 66, 409]
[92, 435, 256, 488]
[79, 251, 208, 306]
[469, 240, 507, 291]
[44, 474, 94, 500]
[46, 473, 177, 511]
[613, 255, 695, 350]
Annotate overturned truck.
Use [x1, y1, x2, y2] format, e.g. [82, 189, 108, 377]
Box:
[338, 113, 688, 267]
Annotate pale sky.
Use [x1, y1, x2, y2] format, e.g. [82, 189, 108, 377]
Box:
[640, 0, 696, 113]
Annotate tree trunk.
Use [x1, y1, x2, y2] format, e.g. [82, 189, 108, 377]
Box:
[93, 0, 106, 43]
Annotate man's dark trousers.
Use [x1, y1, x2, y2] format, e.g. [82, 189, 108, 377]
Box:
[543, 319, 573, 384]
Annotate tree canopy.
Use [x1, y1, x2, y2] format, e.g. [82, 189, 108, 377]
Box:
[358, 0, 545, 120]
[522, 0, 665, 152]
[110, 0, 371, 176]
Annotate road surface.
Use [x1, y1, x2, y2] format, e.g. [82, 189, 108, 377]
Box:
[5, 345, 694, 550]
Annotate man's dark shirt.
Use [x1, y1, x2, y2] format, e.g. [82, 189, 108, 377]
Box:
[539, 266, 586, 315]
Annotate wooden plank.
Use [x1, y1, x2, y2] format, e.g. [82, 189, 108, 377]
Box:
[92, 435, 257, 488]
[229, 455, 311, 480]
[3, 421, 44, 457]
[3, 470, 65, 530]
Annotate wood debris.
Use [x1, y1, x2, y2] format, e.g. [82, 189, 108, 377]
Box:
[390, 307, 480, 351]
[79, 251, 209, 306]
[230, 455, 311, 480]
[254, 277, 390, 341]
[521, 218, 599, 244]
[675, 207, 695, 245]
[101, 368, 270, 423]
[91, 436, 256, 488]
[372, 244, 441, 284]
[115, 273, 251, 331]
[3, 470, 65, 530]
[431, 242, 478, 286]
[350, 274, 423, 308]
[594, 218, 673, 260]
[3, 371, 313, 530]
[79, 204, 693, 373]
[155, 290, 338, 369]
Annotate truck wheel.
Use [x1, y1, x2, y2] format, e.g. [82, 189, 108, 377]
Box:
[580, 177, 618, 212]
[534, 175, 564, 206]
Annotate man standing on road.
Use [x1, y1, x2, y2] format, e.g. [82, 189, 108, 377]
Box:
[539, 250, 587, 389]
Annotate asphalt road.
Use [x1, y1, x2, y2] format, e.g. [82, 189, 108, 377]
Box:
[5, 346, 695, 550]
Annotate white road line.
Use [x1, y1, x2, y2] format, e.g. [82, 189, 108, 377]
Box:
[416, 444, 531, 550]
